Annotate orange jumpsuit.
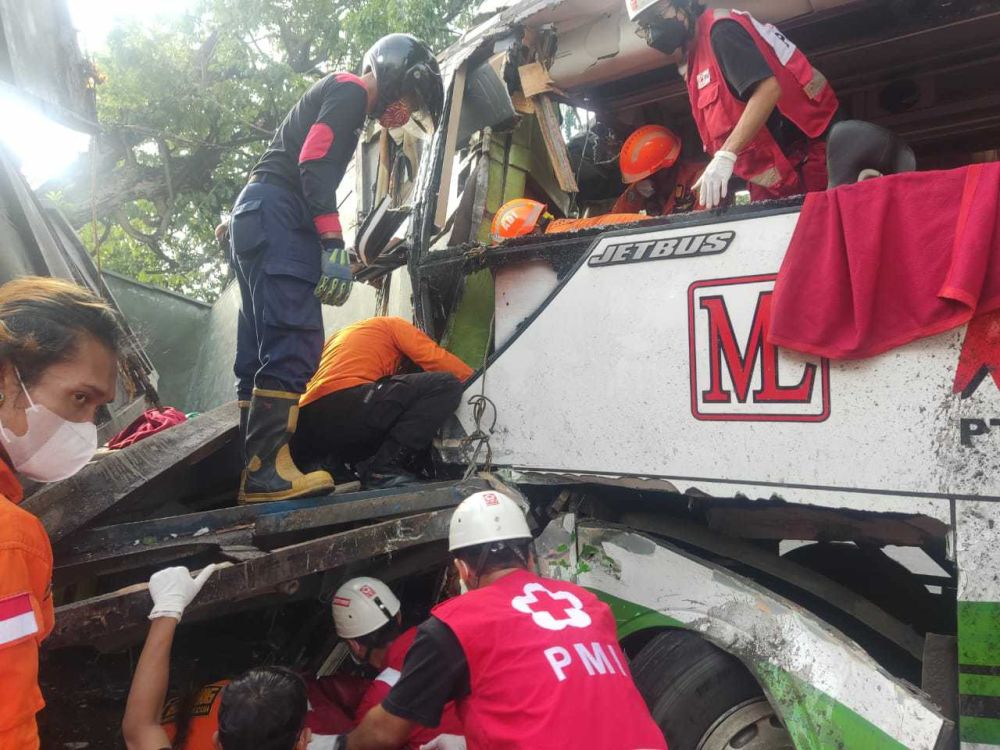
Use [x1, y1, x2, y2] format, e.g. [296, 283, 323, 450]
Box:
[161, 681, 228, 749]
[0, 460, 53, 750]
[612, 161, 707, 216]
[301, 317, 473, 408]
[544, 213, 651, 234]
[161, 675, 368, 748]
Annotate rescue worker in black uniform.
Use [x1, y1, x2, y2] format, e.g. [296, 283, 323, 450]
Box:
[228, 34, 443, 503]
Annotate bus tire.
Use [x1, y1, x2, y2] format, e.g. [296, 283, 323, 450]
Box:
[630, 630, 792, 750]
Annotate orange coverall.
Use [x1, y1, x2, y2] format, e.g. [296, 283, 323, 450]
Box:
[301, 317, 473, 407]
[0, 460, 54, 750]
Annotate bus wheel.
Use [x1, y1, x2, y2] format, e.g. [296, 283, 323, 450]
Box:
[630, 630, 793, 750]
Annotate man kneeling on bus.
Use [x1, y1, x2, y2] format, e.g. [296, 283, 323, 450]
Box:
[294, 318, 473, 490]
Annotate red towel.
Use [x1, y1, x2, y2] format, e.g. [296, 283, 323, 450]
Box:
[108, 406, 187, 449]
[769, 163, 1000, 360]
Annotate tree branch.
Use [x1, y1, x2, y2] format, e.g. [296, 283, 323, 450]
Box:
[114, 207, 179, 269]
[93, 221, 113, 253]
[157, 139, 175, 206]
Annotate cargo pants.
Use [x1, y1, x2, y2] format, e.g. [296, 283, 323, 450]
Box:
[228, 178, 324, 399]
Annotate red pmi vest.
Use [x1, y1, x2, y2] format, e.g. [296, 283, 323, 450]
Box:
[357, 627, 465, 749]
[686, 9, 839, 197]
[432, 570, 667, 750]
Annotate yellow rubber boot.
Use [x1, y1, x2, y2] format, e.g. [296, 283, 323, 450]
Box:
[239, 388, 334, 504]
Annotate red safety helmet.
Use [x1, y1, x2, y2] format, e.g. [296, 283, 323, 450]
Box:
[619, 125, 682, 184]
[490, 199, 551, 242]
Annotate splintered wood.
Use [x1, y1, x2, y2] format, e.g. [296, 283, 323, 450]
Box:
[23, 401, 239, 543]
[533, 94, 579, 194]
[50, 510, 453, 649]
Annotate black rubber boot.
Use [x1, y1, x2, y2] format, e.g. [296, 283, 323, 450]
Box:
[361, 439, 420, 490]
[239, 389, 335, 504]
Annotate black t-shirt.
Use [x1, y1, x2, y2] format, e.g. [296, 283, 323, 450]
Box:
[382, 616, 470, 727]
[251, 73, 367, 232]
[709, 19, 806, 150]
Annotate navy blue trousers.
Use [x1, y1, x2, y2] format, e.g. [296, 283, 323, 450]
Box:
[229, 181, 324, 399]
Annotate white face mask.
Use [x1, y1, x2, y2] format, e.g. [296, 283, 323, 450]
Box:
[0, 370, 98, 482]
[635, 179, 656, 198]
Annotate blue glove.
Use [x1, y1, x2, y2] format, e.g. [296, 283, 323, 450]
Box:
[315, 237, 353, 307]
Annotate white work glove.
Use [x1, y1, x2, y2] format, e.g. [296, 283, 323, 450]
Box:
[692, 150, 737, 210]
[419, 735, 467, 750]
[148, 564, 222, 621]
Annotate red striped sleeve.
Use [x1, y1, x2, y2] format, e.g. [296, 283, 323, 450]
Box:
[334, 72, 367, 93]
[314, 213, 342, 235]
[0, 592, 32, 621]
[299, 123, 335, 164]
[0, 592, 38, 646]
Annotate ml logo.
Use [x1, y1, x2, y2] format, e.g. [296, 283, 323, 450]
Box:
[688, 274, 830, 422]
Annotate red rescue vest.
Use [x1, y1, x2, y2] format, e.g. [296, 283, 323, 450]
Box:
[356, 627, 464, 749]
[432, 570, 667, 750]
[686, 9, 838, 197]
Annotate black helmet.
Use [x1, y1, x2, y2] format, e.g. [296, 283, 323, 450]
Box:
[362, 34, 444, 127]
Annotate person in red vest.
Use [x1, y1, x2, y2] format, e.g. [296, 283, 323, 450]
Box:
[342, 490, 668, 750]
[628, 0, 840, 208]
[332, 577, 464, 749]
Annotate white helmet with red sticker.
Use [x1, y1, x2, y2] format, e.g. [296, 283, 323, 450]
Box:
[332, 576, 401, 639]
[449, 490, 532, 552]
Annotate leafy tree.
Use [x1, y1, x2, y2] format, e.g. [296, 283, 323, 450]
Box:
[46, 0, 475, 301]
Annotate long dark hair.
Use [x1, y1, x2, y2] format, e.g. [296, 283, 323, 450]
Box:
[217, 667, 308, 750]
[0, 276, 155, 400]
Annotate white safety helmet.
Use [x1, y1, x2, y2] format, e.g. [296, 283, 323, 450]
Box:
[332, 576, 401, 640]
[449, 490, 532, 552]
[625, 0, 662, 22]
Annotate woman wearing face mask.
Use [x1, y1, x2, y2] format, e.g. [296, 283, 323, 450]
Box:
[0, 276, 128, 749]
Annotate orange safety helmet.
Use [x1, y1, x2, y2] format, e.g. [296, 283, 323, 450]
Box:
[490, 199, 551, 242]
[619, 125, 682, 184]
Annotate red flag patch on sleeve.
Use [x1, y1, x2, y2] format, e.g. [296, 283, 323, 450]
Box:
[0, 592, 39, 647]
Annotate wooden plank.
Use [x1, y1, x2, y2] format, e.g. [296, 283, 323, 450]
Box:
[376, 128, 391, 201]
[434, 63, 468, 230]
[57, 504, 260, 558]
[518, 62, 555, 98]
[533, 94, 580, 194]
[254, 478, 486, 537]
[54, 530, 254, 587]
[59, 481, 474, 559]
[47, 509, 452, 649]
[511, 91, 535, 115]
[487, 51, 507, 81]
[23, 400, 239, 542]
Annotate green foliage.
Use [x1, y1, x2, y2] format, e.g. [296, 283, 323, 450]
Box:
[55, 0, 474, 302]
